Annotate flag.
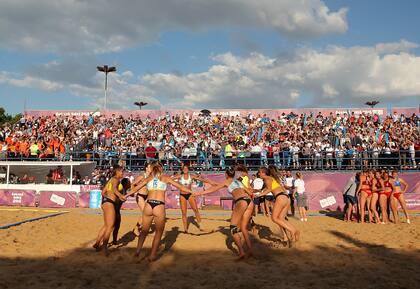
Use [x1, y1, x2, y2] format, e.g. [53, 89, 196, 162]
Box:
[375, 129, 380, 142]
[303, 114, 308, 126]
[385, 132, 389, 144]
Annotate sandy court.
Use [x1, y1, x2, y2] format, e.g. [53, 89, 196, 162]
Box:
[0, 208, 419, 289]
[0, 208, 63, 228]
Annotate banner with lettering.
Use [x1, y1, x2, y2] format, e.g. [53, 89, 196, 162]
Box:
[0, 190, 36, 207]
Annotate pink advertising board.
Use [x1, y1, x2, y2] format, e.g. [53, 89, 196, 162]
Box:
[78, 192, 91, 208]
[24, 106, 410, 119]
[0, 190, 36, 207]
[39, 191, 77, 208]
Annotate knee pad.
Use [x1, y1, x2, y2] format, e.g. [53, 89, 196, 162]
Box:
[230, 225, 240, 235]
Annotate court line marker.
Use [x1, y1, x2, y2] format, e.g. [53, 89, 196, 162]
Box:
[0, 212, 68, 230]
[0, 208, 63, 213]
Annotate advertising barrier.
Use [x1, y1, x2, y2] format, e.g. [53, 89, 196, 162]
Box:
[0, 190, 36, 207]
[25, 106, 401, 119]
[39, 191, 77, 208]
[1, 172, 419, 210]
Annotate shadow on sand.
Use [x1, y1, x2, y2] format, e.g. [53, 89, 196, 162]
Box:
[1, 229, 419, 289]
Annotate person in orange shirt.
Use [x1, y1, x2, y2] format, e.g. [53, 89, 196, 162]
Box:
[20, 141, 29, 158]
[8, 143, 17, 159]
[44, 145, 54, 160]
[5, 136, 13, 146]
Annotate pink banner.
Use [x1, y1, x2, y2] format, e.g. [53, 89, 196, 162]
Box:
[24, 106, 407, 119]
[0, 190, 36, 207]
[391, 107, 419, 116]
[78, 192, 91, 208]
[121, 196, 138, 209]
[39, 191, 77, 208]
[405, 194, 420, 209]
[80, 185, 101, 194]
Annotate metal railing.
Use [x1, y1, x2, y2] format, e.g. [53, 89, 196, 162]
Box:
[0, 150, 419, 172]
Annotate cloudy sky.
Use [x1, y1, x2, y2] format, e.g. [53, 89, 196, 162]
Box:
[0, 0, 419, 113]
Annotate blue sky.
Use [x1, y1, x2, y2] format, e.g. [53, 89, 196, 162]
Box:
[0, 0, 419, 114]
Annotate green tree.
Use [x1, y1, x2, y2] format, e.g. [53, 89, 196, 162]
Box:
[0, 107, 22, 126]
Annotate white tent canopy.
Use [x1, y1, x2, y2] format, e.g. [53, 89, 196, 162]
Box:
[0, 161, 96, 185]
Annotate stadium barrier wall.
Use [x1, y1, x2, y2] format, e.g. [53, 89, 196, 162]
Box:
[38, 191, 77, 208]
[1, 172, 419, 210]
[25, 107, 419, 119]
[0, 190, 36, 207]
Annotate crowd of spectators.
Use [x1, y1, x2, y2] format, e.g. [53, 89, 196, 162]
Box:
[0, 110, 419, 171]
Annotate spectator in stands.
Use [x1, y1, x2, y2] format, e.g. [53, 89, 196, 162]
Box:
[294, 172, 308, 222]
[145, 143, 157, 162]
[0, 110, 418, 171]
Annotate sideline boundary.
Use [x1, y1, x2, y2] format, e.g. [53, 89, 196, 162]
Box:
[0, 212, 68, 230]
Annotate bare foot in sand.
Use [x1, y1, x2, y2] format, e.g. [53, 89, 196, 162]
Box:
[235, 254, 246, 262]
[92, 243, 101, 252]
[245, 251, 254, 259]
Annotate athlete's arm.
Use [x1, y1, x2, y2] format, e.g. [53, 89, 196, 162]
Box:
[131, 175, 144, 186]
[400, 178, 409, 194]
[258, 177, 273, 197]
[126, 176, 153, 197]
[111, 178, 126, 201]
[193, 182, 227, 196]
[162, 175, 194, 194]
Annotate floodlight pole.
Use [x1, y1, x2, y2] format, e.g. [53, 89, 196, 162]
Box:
[97, 65, 116, 111]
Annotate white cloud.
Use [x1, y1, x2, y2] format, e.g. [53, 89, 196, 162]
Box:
[0, 0, 347, 53]
[375, 39, 418, 54]
[2, 40, 419, 109]
[138, 40, 420, 107]
[0, 71, 63, 91]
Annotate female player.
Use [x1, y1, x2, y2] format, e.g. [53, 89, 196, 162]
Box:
[379, 172, 394, 224]
[235, 164, 256, 228]
[93, 165, 126, 256]
[356, 170, 373, 223]
[370, 170, 382, 224]
[132, 162, 193, 261]
[112, 177, 131, 245]
[131, 163, 152, 235]
[172, 164, 206, 233]
[258, 165, 300, 245]
[390, 170, 410, 224]
[194, 167, 255, 260]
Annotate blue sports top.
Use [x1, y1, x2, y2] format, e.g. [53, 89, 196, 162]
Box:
[179, 174, 192, 186]
[394, 178, 401, 187]
[147, 176, 168, 191]
[227, 179, 243, 194]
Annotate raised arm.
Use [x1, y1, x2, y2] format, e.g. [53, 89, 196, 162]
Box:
[194, 182, 227, 196]
[131, 175, 145, 186]
[258, 177, 273, 197]
[126, 175, 153, 197]
[199, 177, 219, 186]
[171, 174, 181, 181]
[162, 175, 194, 194]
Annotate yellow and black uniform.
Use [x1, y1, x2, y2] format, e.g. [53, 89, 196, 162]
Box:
[271, 177, 289, 200]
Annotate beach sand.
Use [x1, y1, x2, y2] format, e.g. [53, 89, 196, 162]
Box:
[0, 208, 419, 289]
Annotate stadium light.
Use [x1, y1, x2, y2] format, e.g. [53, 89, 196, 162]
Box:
[134, 101, 148, 110]
[97, 65, 116, 111]
[365, 100, 380, 108]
